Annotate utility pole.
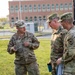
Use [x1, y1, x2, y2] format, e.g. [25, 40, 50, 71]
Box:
[18, 0, 22, 20]
[18, 1, 19, 20]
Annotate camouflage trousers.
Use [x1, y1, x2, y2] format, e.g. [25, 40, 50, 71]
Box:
[51, 69, 56, 75]
[51, 63, 57, 75]
[15, 62, 40, 75]
[63, 72, 75, 75]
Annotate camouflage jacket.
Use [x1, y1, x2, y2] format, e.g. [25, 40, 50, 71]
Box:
[7, 31, 40, 65]
[62, 26, 75, 73]
[50, 26, 67, 63]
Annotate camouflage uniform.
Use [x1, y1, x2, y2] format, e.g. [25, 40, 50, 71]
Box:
[51, 26, 67, 75]
[47, 14, 67, 75]
[62, 26, 75, 75]
[7, 20, 40, 75]
[60, 13, 75, 75]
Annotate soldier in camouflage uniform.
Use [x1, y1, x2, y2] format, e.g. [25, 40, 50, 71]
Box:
[56, 12, 75, 75]
[7, 20, 40, 75]
[47, 13, 67, 75]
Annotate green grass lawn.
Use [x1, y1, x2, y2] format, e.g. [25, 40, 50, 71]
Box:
[0, 39, 51, 75]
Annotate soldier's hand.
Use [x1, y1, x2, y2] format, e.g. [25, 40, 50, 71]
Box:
[23, 42, 30, 47]
[11, 47, 17, 52]
[56, 57, 62, 65]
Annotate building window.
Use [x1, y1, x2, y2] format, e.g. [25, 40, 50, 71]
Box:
[42, 4, 46, 12]
[56, 4, 59, 11]
[10, 6, 14, 13]
[64, 3, 68, 10]
[39, 16, 42, 21]
[26, 24, 30, 31]
[51, 4, 55, 11]
[43, 16, 46, 21]
[15, 5, 18, 12]
[33, 5, 37, 12]
[24, 5, 28, 12]
[29, 5, 32, 12]
[11, 17, 14, 22]
[38, 4, 41, 12]
[69, 3, 72, 10]
[60, 4, 63, 10]
[20, 5, 23, 12]
[30, 17, 32, 21]
[25, 17, 28, 22]
[34, 16, 37, 21]
[47, 4, 50, 11]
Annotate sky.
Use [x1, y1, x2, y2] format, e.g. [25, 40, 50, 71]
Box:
[0, 0, 12, 18]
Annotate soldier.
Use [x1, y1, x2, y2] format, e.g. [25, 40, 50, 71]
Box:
[56, 12, 75, 75]
[47, 13, 67, 75]
[7, 20, 40, 75]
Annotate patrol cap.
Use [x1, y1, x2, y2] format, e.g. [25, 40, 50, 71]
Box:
[15, 20, 25, 28]
[47, 13, 59, 22]
[59, 12, 73, 22]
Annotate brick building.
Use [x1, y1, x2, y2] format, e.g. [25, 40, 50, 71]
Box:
[9, 0, 73, 31]
[9, 0, 73, 22]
